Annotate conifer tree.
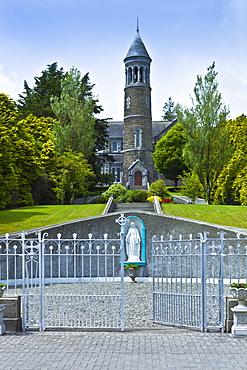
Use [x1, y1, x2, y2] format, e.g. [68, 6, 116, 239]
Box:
[18, 62, 64, 118]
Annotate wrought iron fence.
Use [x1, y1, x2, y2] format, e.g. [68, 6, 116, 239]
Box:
[152, 232, 247, 332]
[0, 229, 125, 331]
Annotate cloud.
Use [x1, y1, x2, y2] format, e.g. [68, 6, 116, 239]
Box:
[0, 65, 19, 100]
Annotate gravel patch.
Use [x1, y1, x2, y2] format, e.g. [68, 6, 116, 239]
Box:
[10, 281, 161, 329]
[124, 281, 161, 329]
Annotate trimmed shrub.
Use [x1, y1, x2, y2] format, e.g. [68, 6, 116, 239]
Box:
[102, 184, 127, 199]
[115, 190, 132, 203]
[127, 190, 148, 202]
[179, 172, 205, 202]
[149, 180, 169, 198]
[93, 195, 108, 204]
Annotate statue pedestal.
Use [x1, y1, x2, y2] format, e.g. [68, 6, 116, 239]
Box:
[0, 305, 6, 335]
[231, 304, 247, 337]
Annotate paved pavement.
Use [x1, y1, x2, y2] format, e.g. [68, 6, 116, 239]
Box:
[1, 327, 247, 369]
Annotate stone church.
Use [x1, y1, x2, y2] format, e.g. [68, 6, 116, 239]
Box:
[100, 25, 176, 187]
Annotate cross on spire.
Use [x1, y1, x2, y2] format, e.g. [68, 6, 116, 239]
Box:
[136, 17, 139, 33]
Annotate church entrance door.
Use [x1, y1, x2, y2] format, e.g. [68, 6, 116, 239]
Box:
[134, 171, 142, 186]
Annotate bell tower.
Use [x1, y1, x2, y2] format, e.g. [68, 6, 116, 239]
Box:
[122, 22, 154, 187]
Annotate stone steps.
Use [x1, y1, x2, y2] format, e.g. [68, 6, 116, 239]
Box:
[113, 202, 154, 213]
[128, 185, 148, 190]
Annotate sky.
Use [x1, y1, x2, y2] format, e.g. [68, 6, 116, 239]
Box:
[1, 0, 247, 121]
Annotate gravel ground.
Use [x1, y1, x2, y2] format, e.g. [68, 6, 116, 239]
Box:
[11, 280, 160, 329]
[8, 280, 230, 330]
[124, 281, 161, 328]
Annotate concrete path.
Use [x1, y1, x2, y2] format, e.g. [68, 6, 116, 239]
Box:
[1, 327, 247, 369]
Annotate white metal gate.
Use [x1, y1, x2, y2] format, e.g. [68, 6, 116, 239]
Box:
[152, 232, 247, 331]
[0, 216, 125, 331]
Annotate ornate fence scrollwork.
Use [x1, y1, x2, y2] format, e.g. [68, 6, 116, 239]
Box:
[152, 232, 247, 332]
[0, 229, 124, 331]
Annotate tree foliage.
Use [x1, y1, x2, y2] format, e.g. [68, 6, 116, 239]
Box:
[148, 179, 169, 199]
[18, 63, 111, 186]
[52, 150, 94, 205]
[0, 94, 19, 208]
[0, 95, 53, 207]
[18, 62, 64, 118]
[162, 97, 177, 121]
[176, 62, 231, 204]
[153, 123, 188, 189]
[102, 184, 127, 199]
[51, 68, 110, 169]
[180, 171, 205, 202]
[213, 115, 247, 205]
[1, 61, 111, 208]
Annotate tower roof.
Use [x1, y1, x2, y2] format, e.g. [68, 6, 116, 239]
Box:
[125, 29, 151, 61]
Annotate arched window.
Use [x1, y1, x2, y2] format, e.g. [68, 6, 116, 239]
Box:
[128, 67, 132, 83]
[134, 128, 142, 148]
[134, 66, 138, 83]
[140, 67, 143, 82]
[112, 142, 117, 152]
[145, 68, 149, 84]
[117, 168, 121, 182]
[121, 140, 124, 151]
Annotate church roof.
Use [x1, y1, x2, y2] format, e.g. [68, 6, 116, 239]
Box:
[107, 122, 123, 137]
[107, 120, 176, 142]
[125, 30, 151, 60]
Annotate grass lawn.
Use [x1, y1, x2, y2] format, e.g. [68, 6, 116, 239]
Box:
[162, 203, 247, 229]
[0, 204, 105, 235]
[167, 187, 184, 196]
[1, 203, 247, 236]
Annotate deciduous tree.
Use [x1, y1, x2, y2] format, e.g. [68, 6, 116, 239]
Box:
[176, 62, 231, 203]
[51, 68, 109, 164]
[153, 123, 187, 189]
[214, 115, 247, 205]
[52, 150, 94, 205]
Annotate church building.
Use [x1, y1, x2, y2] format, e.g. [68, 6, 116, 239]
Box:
[100, 25, 176, 187]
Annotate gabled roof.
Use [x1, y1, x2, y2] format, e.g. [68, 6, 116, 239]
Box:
[152, 120, 177, 142]
[128, 158, 147, 171]
[107, 121, 176, 142]
[107, 122, 123, 137]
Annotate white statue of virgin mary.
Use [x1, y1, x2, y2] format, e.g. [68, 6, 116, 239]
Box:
[125, 222, 141, 262]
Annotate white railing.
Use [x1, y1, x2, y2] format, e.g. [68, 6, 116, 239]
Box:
[102, 195, 114, 214]
[152, 232, 247, 332]
[153, 195, 162, 214]
[0, 225, 125, 331]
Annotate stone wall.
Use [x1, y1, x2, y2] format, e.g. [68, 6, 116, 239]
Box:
[20, 211, 247, 278]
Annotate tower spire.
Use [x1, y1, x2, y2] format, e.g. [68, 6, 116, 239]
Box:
[136, 16, 139, 33]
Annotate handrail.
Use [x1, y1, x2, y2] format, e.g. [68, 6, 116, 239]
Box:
[153, 195, 163, 214]
[102, 195, 114, 214]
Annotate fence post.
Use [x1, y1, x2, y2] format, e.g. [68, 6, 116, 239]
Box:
[219, 231, 225, 332]
[21, 231, 26, 331]
[200, 232, 207, 332]
[39, 231, 45, 331]
[152, 235, 156, 323]
[116, 214, 127, 332]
